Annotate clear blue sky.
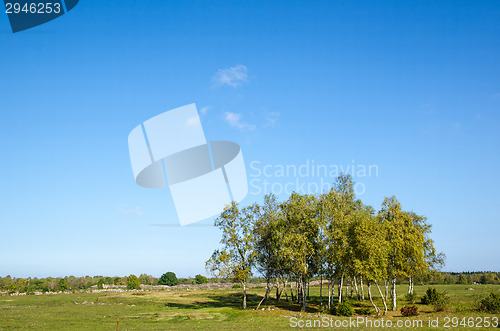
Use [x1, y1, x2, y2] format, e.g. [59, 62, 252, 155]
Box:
[1, 0, 499, 278]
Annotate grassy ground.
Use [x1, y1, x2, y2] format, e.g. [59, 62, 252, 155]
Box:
[0, 284, 498, 330]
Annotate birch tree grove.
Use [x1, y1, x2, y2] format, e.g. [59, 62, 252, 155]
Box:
[207, 174, 445, 311]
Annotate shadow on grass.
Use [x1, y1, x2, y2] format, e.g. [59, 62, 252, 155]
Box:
[163, 292, 326, 313]
[163, 292, 262, 310]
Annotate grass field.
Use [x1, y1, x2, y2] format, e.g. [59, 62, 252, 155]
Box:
[0, 284, 499, 330]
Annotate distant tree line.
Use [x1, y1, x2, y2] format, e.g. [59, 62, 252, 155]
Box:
[1, 270, 496, 296]
[206, 174, 447, 314]
[0, 272, 210, 294]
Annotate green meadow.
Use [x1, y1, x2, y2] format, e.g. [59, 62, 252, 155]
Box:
[1, 284, 498, 330]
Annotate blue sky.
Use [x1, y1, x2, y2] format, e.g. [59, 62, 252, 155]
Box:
[0, 0, 499, 278]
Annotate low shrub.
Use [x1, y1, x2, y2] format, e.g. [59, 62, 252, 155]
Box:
[477, 291, 500, 313]
[432, 295, 450, 312]
[421, 287, 440, 305]
[333, 301, 354, 316]
[421, 287, 449, 312]
[355, 307, 372, 315]
[400, 305, 419, 316]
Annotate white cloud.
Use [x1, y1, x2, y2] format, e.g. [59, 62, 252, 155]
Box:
[212, 65, 248, 88]
[186, 116, 200, 127]
[200, 106, 211, 115]
[224, 112, 256, 131]
[118, 204, 144, 216]
[264, 112, 280, 127]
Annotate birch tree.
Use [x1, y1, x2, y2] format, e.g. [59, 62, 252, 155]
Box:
[349, 205, 389, 315]
[206, 202, 256, 309]
[280, 193, 319, 310]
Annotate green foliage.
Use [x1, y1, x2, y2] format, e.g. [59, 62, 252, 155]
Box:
[194, 274, 208, 284]
[477, 291, 500, 313]
[231, 284, 241, 289]
[206, 202, 257, 309]
[57, 279, 68, 292]
[404, 292, 418, 303]
[355, 307, 372, 315]
[432, 295, 450, 312]
[126, 274, 141, 290]
[420, 287, 450, 312]
[97, 278, 105, 289]
[158, 272, 178, 286]
[139, 274, 153, 285]
[421, 287, 441, 304]
[113, 277, 120, 285]
[400, 305, 419, 316]
[456, 274, 469, 284]
[333, 301, 354, 316]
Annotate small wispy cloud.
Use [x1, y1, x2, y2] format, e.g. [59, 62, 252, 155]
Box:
[118, 204, 144, 216]
[200, 106, 211, 115]
[212, 65, 248, 88]
[264, 112, 280, 128]
[224, 112, 256, 131]
[186, 116, 200, 127]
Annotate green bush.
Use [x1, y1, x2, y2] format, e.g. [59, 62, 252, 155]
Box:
[127, 274, 141, 290]
[421, 287, 440, 305]
[57, 279, 68, 292]
[194, 274, 209, 284]
[477, 291, 500, 313]
[333, 302, 354, 316]
[158, 272, 178, 286]
[355, 307, 372, 315]
[231, 284, 241, 289]
[421, 287, 449, 311]
[400, 305, 419, 316]
[97, 278, 105, 289]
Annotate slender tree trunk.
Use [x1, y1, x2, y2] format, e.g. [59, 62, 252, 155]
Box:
[243, 282, 247, 309]
[360, 277, 365, 301]
[346, 277, 350, 298]
[319, 276, 323, 306]
[275, 277, 279, 300]
[338, 275, 344, 303]
[298, 280, 302, 304]
[354, 276, 359, 300]
[302, 277, 307, 310]
[408, 276, 413, 295]
[295, 279, 302, 304]
[306, 279, 311, 300]
[391, 277, 397, 311]
[330, 278, 335, 307]
[327, 278, 331, 309]
[384, 279, 388, 299]
[367, 282, 380, 316]
[284, 278, 289, 302]
[290, 280, 295, 302]
[256, 278, 271, 310]
[375, 281, 388, 315]
[276, 277, 283, 301]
